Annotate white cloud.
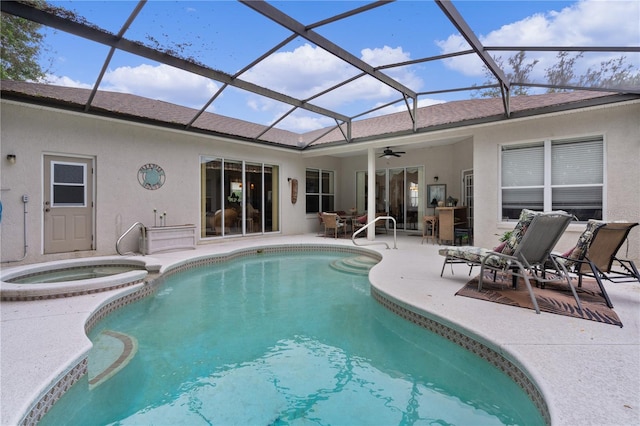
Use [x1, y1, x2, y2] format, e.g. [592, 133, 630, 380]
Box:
[242, 44, 423, 105]
[47, 64, 220, 109]
[241, 43, 425, 131]
[280, 113, 335, 133]
[365, 97, 446, 118]
[437, 0, 640, 80]
[241, 43, 362, 103]
[43, 75, 92, 89]
[361, 45, 410, 67]
[101, 64, 219, 108]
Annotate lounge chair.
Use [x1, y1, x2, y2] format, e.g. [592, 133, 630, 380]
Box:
[552, 221, 639, 308]
[440, 209, 577, 314]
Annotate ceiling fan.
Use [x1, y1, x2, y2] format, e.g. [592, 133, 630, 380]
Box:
[379, 147, 405, 159]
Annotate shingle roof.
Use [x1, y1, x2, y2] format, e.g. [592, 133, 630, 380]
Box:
[2, 80, 635, 150]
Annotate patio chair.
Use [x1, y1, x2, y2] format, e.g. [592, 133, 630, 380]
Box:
[317, 212, 325, 236]
[440, 210, 576, 314]
[322, 212, 346, 238]
[354, 212, 389, 234]
[552, 221, 639, 308]
[375, 212, 389, 234]
[421, 215, 438, 245]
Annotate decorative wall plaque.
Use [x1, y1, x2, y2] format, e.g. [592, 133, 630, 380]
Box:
[138, 163, 166, 190]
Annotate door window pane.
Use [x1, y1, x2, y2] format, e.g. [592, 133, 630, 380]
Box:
[245, 162, 262, 234]
[355, 171, 367, 213]
[375, 170, 386, 213]
[54, 163, 84, 184]
[201, 157, 222, 237]
[389, 168, 405, 229]
[265, 165, 279, 232]
[52, 162, 86, 206]
[406, 167, 422, 230]
[53, 185, 85, 205]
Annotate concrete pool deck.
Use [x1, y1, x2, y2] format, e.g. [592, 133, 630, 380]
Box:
[1, 233, 639, 425]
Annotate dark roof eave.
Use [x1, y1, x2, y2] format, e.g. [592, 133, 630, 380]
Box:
[304, 92, 640, 149]
[3, 87, 638, 151]
[1, 90, 304, 151]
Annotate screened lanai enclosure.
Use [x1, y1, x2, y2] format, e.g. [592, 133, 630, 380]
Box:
[2, 0, 638, 147]
[1, 0, 639, 251]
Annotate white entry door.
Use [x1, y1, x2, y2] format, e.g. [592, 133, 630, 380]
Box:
[43, 155, 94, 254]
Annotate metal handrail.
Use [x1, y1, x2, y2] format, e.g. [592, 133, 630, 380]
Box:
[116, 221, 146, 256]
[351, 215, 397, 249]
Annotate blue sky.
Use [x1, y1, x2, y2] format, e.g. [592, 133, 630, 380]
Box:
[41, 0, 640, 133]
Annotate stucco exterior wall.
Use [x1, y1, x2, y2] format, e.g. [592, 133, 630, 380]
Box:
[0, 101, 316, 264]
[471, 101, 640, 257]
[2, 98, 638, 264]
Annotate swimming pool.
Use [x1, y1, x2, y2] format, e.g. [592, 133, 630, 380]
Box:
[39, 250, 544, 425]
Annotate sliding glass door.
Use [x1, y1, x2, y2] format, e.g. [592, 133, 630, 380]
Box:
[356, 166, 423, 231]
[201, 157, 279, 238]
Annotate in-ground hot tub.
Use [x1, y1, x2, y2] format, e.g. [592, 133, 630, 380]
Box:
[0, 257, 157, 301]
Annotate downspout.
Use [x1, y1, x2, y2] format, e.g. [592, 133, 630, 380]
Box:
[2, 195, 28, 263]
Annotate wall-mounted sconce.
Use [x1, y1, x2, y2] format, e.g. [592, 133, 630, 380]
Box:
[433, 176, 439, 182]
[7, 154, 17, 164]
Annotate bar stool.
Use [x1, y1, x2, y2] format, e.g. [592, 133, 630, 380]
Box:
[421, 215, 439, 245]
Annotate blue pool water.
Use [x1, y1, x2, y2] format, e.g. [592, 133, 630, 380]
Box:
[41, 251, 544, 425]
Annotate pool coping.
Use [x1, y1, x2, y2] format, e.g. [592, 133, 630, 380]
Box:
[1, 234, 638, 426]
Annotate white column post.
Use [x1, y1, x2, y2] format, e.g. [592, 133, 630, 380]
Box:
[367, 147, 376, 240]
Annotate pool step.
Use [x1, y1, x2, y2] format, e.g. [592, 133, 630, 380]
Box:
[88, 330, 138, 389]
[330, 255, 378, 275]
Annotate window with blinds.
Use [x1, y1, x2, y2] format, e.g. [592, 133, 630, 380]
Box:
[501, 137, 604, 220]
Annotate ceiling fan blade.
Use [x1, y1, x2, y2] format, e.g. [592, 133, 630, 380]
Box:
[379, 147, 404, 157]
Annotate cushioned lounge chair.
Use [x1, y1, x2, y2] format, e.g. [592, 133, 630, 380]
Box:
[552, 221, 639, 308]
[440, 209, 577, 314]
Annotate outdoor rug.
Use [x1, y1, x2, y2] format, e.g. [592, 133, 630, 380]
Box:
[456, 271, 622, 327]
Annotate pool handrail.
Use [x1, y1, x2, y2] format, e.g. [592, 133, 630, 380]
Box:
[351, 215, 397, 249]
[116, 222, 146, 256]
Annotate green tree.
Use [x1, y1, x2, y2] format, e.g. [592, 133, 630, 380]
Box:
[578, 55, 640, 89]
[544, 51, 583, 92]
[473, 51, 538, 98]
[476, 50, 639, 97]
[541, 50, 640, 92]
[1, 2, 49, 81]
